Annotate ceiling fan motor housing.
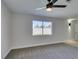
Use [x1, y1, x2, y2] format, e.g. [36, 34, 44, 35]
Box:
[46, 2, 53, 8]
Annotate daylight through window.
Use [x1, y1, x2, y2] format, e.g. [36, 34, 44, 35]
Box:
[33, 20, 52, 36]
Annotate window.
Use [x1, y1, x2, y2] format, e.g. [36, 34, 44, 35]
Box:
[43, 21, 52, 35]
[32, 20, 52, 36]
[33, 20, 42, 35]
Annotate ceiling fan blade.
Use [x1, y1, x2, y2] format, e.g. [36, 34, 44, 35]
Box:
[53, 5, 67, 8]
[35, 7, 46, 10]
[52, 0, 58, 4]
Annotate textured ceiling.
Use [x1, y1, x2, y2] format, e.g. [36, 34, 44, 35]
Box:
[3, 0, 78, 19]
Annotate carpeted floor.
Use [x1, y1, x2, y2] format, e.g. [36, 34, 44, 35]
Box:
[5, 43, 78, 59]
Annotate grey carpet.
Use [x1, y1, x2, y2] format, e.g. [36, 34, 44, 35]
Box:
[5, 43, 78, 59]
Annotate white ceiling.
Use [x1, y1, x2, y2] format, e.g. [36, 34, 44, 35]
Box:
[3, 0, 78, 19]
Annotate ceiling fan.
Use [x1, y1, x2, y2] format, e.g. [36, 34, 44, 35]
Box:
[36, 0, 67, 11]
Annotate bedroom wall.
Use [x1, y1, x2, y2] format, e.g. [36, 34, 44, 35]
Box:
[1, 2, 12, 59]
[71, 20, 78, 40]
[11, 13, 69, 49]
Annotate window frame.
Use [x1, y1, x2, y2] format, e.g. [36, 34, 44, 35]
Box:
[32, 20, 52, 36]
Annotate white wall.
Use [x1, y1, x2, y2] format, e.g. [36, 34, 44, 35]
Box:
[1, 2, 12, 59]
[71, 20, 78, 40]
[11, 13, 69, 49]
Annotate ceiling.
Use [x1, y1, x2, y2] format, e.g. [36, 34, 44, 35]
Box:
[2, 0, 78, 19]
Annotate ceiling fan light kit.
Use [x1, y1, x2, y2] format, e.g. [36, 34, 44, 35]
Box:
[46, 8, 52, 11]
[46, 2, 53, 11]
